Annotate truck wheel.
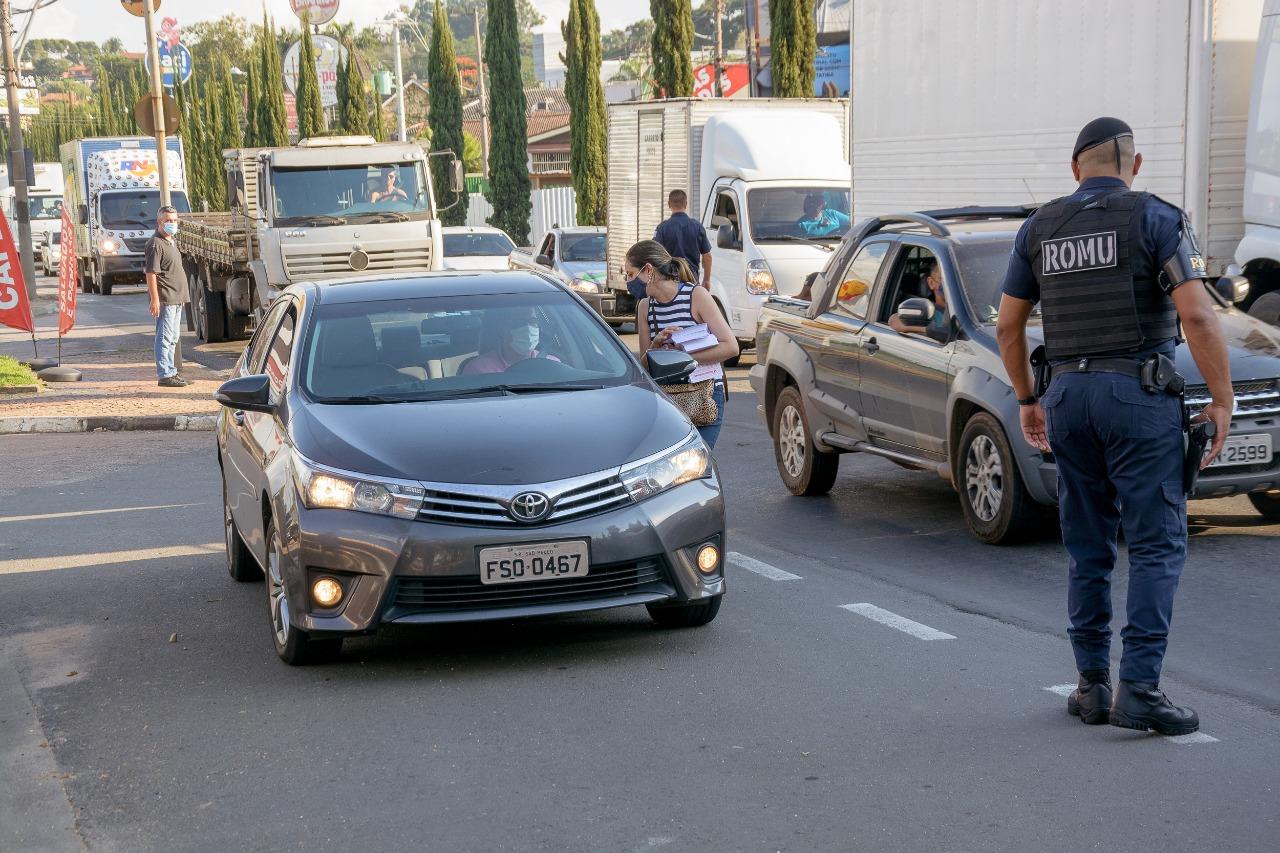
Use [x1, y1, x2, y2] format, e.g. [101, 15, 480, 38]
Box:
[99, 275, 113, 296]
[1247, 292, 1280, 328]
[225, 308, 249, 341]
[772, 385, 839, 496]
[79, 262, 92, 293]
[196, 280, 228, 343]
[1248, 490, 1280, 520]
[957, 413, 1035, 544]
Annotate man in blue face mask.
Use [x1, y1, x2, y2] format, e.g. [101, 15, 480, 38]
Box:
[145, 205, 191, 387]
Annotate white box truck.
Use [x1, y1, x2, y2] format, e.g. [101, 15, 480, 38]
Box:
[1236, 0, 1280, 324]
[849, 0, 1263, 279]
[606, 98, 850, 350]
[1, 162, 65, 272]
[60, 137, 188, 295]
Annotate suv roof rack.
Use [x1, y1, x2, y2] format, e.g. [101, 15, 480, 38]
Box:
[918, 205, 1039, 223]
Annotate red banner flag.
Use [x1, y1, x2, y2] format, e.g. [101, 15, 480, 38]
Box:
[0, 212, 34, 334]
[58, 203, 77, 335]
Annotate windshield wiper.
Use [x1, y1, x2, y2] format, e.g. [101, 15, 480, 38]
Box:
[288, 215, 348, 226]
[755, 234, 837, 252]
[315, 394, 415, 404]
[351, 211, 411, 223]
[498, 383, 604, 394]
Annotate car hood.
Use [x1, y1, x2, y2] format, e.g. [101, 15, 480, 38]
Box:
[559, 261, 606, 282]
[442, 256, 511, 271]
[291, 382, 693, 485]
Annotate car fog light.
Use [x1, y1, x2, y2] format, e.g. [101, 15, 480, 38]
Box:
[696, 544, 720, 574]
[312, 577, 343, 608]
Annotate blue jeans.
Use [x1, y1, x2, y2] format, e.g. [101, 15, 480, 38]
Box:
[1040, 372, 1186, 684]
[697, 381, 726, 449]
[155, 304, 183, 379]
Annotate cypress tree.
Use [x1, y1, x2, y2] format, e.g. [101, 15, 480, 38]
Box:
[334, 50, 350, 133]
[244, 54, 261, 148]
[96, 63, 118, 135]
[484, 0, 532, 244]
[257, 13, 289, 146]
[338, 46, 369, 136]
[295, 13, 325, 139]
[650, 0, 693, 98]
[770, 0, 816, 97]
[370, 88, 387, 142]
[428, 0, 467, 225]
[562, 0, 607, 225]
[218, 57, 242, 150]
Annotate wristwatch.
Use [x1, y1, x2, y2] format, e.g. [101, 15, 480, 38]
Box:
[1018, 395, 1038, 406]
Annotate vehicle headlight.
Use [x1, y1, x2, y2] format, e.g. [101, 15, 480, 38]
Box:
[99, 238, 118, 254]
[570, 278, 600, 294]
[292, 452, 425, 519]
[746, 260, 777, 295]
[619, 433, 711, 502]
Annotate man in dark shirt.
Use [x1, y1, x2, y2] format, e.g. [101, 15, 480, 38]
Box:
[145, 205, 191, 387]
[653, 189, 712, 290]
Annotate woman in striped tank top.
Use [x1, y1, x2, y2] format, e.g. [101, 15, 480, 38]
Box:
[625, 240, 739, 448]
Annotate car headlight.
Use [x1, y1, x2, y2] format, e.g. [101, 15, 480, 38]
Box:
[99, 238, 118, 254]
[619, 433, 711, 502]
[570, 278, 600, 294]
[746, 260, 777, 295]
[292, 452, 425, 519]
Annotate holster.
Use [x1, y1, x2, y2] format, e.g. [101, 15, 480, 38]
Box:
[1030, 345, 1050, 397]
[1140, 353, 1184, 396]
[1183, 419, 1216, 494]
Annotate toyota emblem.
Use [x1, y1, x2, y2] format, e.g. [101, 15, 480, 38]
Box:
[508, 492, 551, 523]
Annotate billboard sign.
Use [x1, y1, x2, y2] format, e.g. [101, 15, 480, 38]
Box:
[290, 0, 340, 26]
[283, 35, 346, 109]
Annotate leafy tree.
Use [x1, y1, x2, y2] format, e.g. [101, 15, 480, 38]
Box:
[462, 131, 483, 173]
[244, 52, 262, 148]
[562, 0, 607, 225]
[94, 64, 119, 136]
[428, 0, 468, 225]
[295, 13, 326, 140]
[102, 38, 125, 55]
[650, 0, 693, 97]
[256, 13, 289, 146]
[602, 19, 655, 61]
[484, 0, 531, 244]
[370, 89, 388, 142]
[32, 56, 70, 81]
[769, 0, 816, 97]
[185, 14, 255, 77]
[337, 44, 370, 136]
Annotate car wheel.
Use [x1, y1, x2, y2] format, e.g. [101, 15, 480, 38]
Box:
[1247, 291, 1280, 328]
[772, 385, 839, 496]
[957, 413, 1035, 544]
[646, 595, 721, 628]
[264, 516, 341, 666]
[1248, 490, 1280, 520]
[223, 477, 263, 582]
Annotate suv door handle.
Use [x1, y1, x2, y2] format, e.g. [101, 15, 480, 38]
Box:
[864, 336, 879, 355]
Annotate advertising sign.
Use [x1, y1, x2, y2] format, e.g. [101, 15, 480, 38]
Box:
[290, 0, 340, 26]
[283, 36, 347, 109]
[144, 41, 193, 88]
[0, 214, 33, 334]
[58, 203, 77, 335]
[693, 63, 750, 99]
[121, 0, 161, 16]
[814, 43, 850, 98]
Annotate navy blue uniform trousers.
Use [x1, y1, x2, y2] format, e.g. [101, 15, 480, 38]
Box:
[1040, 371, 1187, 684]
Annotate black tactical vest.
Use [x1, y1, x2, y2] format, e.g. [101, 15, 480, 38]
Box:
[1029, 189, 1178, 360]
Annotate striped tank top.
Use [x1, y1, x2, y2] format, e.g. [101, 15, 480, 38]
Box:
[647, 281, 723, 381]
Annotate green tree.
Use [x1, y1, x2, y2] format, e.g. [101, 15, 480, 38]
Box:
[295, 13, 325, 140]
[185, 14, 254, 77]
[256, 13, 289, 146]
[562, 0, 607, 224]
[462, 131, 483, 173]
[428, 0, 468, 225]
[370, 89, 388, 142]
[769, 0, 816, 97]
[94, 62, 119, 135]
[244, 52, 262, 148]
[338, 45, 369, 136]
[650, 0, 693, 97]
[484, 0, 531, 244]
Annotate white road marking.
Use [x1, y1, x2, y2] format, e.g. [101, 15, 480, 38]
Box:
[0, 543, 223, 575]
[728, 552, 802, 581]
[1168, 732, 1219, 745]
[0, 502, 204, 524]
[1045, 684, 1077, 697]
[840, 603, 956, 640]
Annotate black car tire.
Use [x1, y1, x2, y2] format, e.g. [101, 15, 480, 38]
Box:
[957, 413, 1035, 544]
[223, 476, 262, 582]
[1246, 291, 1280, 327]
[1248, 490, 1280, 520]
[646, 595, 721, 628]
[772, 385, 839, 496]
[264, 516, 341, 666]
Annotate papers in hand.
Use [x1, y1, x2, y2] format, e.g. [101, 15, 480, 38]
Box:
[670, 324, 719, 353]
[688, 363, 722, 383]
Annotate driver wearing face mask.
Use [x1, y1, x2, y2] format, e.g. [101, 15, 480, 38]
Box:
[461, 309, 558, 375]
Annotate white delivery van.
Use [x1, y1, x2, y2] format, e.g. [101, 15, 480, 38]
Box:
[2, 162, 65, 268]
[606, 98, 850, 350]
[1236, 0, 1280, 325]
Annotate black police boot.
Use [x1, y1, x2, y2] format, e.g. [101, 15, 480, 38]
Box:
[1109, 681, 1199, 735]
[1066, 669, 1112, 725]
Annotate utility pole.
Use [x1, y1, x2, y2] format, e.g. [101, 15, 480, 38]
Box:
[1, 0, 36, 300]
[713, 0, 725, 97]
[392, 22, 407, 141]
[473, 8, 490, 179]
[143, 0, 170, 207]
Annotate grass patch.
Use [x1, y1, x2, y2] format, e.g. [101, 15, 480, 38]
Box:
[0, 355, 38, 388]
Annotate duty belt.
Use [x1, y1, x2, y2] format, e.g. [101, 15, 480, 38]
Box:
[1049, 356, 1146, 380]
[1048, 354, 1185, 396]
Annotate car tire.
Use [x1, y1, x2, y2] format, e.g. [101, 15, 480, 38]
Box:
[1248, 490, 1280, 520]
[264, 515, 341, 666]
[1247, 291, 1280, 328]
[223, 477, 263, 582]
[772, 385, 839, 496]
[646, 595, 721, 628]
[957, 413, 1035, 544]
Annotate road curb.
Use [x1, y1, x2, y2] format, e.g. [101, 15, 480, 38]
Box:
[0, 413, 217, 434]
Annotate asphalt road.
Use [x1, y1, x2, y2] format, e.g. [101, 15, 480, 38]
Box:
[2, 407, 1278, 851]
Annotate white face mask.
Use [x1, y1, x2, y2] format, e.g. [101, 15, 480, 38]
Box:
[508, 324, 539, 354]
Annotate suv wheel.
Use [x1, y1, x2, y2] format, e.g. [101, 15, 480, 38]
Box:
[646, 596, 721, 627]
[264, 516, 341, 665]
[1248, 490, 1280, 520]
[772, 385, 839, 496]
[957, 413, 1035, 544]
[1246, 291, 1280, 327]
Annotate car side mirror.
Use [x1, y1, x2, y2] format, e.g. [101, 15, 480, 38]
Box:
[645, 349, 697, 385]
[215, 374, 274, 413]
[535, 253, 553, 268]
[716, 223, 740, 251]
[1214, 274, 1249, 304]
[78, 204, 88, 225]
[897, 297, 936, 326]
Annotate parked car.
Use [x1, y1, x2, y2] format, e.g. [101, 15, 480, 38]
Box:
[750, 207, 1280, 543]
[215, 270, 725, 665]
[441, 225, 516, 270]
[39, 231, 62, 276]
[509, 226, 612, 322]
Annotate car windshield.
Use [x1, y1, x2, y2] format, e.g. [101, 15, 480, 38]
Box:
[99, 191, 190, 230]
[953, 238, 1040, 324]
[29, 195, 62, 220]
[443, 232, 515, 257]
[301, 291, 638, 402]
[271, 162, 433, 226]
[748, 187, 852, 242]
[560, 234, 606, 262]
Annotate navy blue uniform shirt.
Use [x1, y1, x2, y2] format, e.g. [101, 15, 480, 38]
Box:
[654, 211, 711, 279]
[1001, 176, 1184, 358]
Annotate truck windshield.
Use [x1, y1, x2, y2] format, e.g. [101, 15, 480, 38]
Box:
[748, 188, 852, 242]
[560, 233, 606, 262]
[99, 191, 191, 230]
[952, 237, 1039, 324]
[271, 162, 433, 226]
[29, 196, 62, 220]
[444, 232, 516, 257]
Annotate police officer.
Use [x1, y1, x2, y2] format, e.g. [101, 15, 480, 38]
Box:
[996, 117, 1233, 735]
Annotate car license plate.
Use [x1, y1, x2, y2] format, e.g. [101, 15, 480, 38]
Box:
[478, 541, 589, 585]
[1208, 433, 1272, 468]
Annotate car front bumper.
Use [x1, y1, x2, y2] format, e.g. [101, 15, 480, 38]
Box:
[284, 477, 726, 635]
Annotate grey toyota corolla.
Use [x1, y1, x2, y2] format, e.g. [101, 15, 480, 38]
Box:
[215, 271, 725, 665]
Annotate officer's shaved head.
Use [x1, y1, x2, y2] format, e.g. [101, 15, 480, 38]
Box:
[1072, 135, 1141, 186]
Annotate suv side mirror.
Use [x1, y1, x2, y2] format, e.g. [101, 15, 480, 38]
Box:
[645, 349, 696, 385]
[896, 297, 936, 326]
[716, 222, 740, 251]
[1214, 274, 1249, 304]
[215, 374, 274, 414]
[78, 203, 88, 225]
[535, 253, 553, 268]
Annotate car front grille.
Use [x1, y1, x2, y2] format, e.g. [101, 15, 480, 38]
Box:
[418, 474, 633, 527]
[282, 246, 433, 277]
[1184, 379, 1280, 419]
[391, 557, 671, 613]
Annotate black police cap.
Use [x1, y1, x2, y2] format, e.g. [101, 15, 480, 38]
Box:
[1073, 117, 1133, 160]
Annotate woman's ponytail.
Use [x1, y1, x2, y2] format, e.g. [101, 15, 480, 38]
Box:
[626, 239, 696, 285]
